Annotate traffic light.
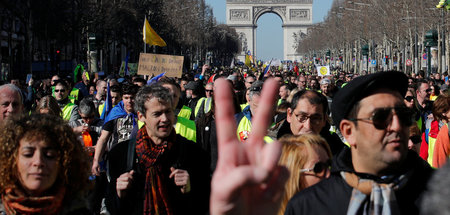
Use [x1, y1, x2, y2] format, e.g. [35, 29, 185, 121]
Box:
[56, 49, 61, 62]
[361, 44, 369, 56]
[88, 33, 96, 51]
[425, 30, 438, 47]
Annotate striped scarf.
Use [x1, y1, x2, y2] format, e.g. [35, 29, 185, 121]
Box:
[342, 171, 411, 215]
[2, 186, 65, 215]
[135, 127, 175, 215]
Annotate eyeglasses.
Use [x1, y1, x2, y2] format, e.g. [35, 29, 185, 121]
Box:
[205, 89, 213, 93]
[54, 89, 65, 93]
[300, 160, 331, 177]
[349, 106, 414, 130]
[293, 112, 324, 125]
[404, 96, 414, 102]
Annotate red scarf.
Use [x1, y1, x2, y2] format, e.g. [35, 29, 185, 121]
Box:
[2, 187, 65, 215]
[135, 127, 175, 215]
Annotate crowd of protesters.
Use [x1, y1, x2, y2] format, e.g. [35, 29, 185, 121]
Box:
[0, 62, 449, 215]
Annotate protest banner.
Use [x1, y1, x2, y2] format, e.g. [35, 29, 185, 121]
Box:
[316, 65, 330, 76]
[138, 53, 184, 77]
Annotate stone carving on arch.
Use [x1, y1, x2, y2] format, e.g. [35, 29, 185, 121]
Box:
[239, 32, 248, 53]
[292, 31, 307, 52]
[253, 6, 286, 23]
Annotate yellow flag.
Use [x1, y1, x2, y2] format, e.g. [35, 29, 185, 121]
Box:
[143, 17, 166, 47]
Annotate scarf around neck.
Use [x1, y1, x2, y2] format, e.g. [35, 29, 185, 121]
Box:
[135, 127, 176, 215]
[2, 186, 65, 215]
[341, 171, 412, 215]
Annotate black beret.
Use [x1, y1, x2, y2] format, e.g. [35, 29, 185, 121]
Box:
[331, 71, 408, 129]
[185, 81, 201, 90]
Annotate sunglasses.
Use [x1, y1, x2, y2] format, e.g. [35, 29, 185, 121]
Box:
[350, 107, 414, 130]
[300, 160, 331, 177]
[404, 96, 414, 102]
[54, 89, 65, 93]
[205, 89, 213, 93]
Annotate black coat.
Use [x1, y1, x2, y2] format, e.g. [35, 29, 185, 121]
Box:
[285, 147, 433, 215]
[105, 134, 211, 215]
[196, 111, 218, 175]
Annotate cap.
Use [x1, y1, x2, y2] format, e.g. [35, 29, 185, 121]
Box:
[320, 78, 331, 85]
[184, 81, 201, 90]
[331, 72, 408, 129]
[248, 80, 264, 92]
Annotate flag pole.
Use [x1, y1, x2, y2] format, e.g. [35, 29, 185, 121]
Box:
[144, 15, 147, 53]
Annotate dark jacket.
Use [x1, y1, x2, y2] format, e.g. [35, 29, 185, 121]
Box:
[196, 111, 218, 175]
[285, 147, 433, 215]
[105, 134, 210, 215]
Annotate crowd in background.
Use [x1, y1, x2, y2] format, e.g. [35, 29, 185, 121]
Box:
[0, 63, 449, 214]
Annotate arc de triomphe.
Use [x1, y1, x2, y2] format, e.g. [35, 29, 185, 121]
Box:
[226, 0, 312, 62]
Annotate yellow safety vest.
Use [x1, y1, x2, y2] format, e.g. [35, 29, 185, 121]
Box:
[236, 114, 273, 143]
[178, 105, 192, 119]
[194, 97, 207, 117]
[240, 103, 249, 111]
[69, 88, 79, 104]
[277, 99, 283, 106]
[427, 136, 438, 167]
[98, 103, 105, 117]
[61, 103, 76, 121]
[138, 116, 196, 143]
[175, 116, 196, 143]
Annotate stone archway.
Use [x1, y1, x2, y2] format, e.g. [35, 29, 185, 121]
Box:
[226, 0, 313, 62]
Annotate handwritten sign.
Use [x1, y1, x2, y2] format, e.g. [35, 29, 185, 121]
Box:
[138, 53, 184, 77]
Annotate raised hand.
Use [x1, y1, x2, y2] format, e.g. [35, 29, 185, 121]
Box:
[210, 78, 289, 215]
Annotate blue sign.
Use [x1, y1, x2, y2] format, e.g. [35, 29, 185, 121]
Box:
[371, 60, 377, 65]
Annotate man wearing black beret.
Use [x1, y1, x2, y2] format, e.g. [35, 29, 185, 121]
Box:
[285, 72, 433, 214]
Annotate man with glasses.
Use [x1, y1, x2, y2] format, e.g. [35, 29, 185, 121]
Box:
[69, 98, 104, 148]
[53, 80, 80, 122]
[195, 83, 214, 121]
[244, 75, 256, 89]
[278, 90, 344, 155]
[297, 76, 307, 90]
[285, 72, 433, 214]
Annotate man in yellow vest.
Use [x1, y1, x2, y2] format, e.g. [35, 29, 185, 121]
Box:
[159, 78, 197, 143]
[184, 81, 205, 120]
[235, 81, 273, 143]
[195, 82, 214, 120]
[53, 80, 80, 122]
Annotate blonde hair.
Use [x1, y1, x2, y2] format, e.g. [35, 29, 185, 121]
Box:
[277, 134, 332, 215]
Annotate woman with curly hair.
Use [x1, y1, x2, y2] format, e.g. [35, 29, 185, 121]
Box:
[277, 134, 332, 215]
[0, 114, 92, 214]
